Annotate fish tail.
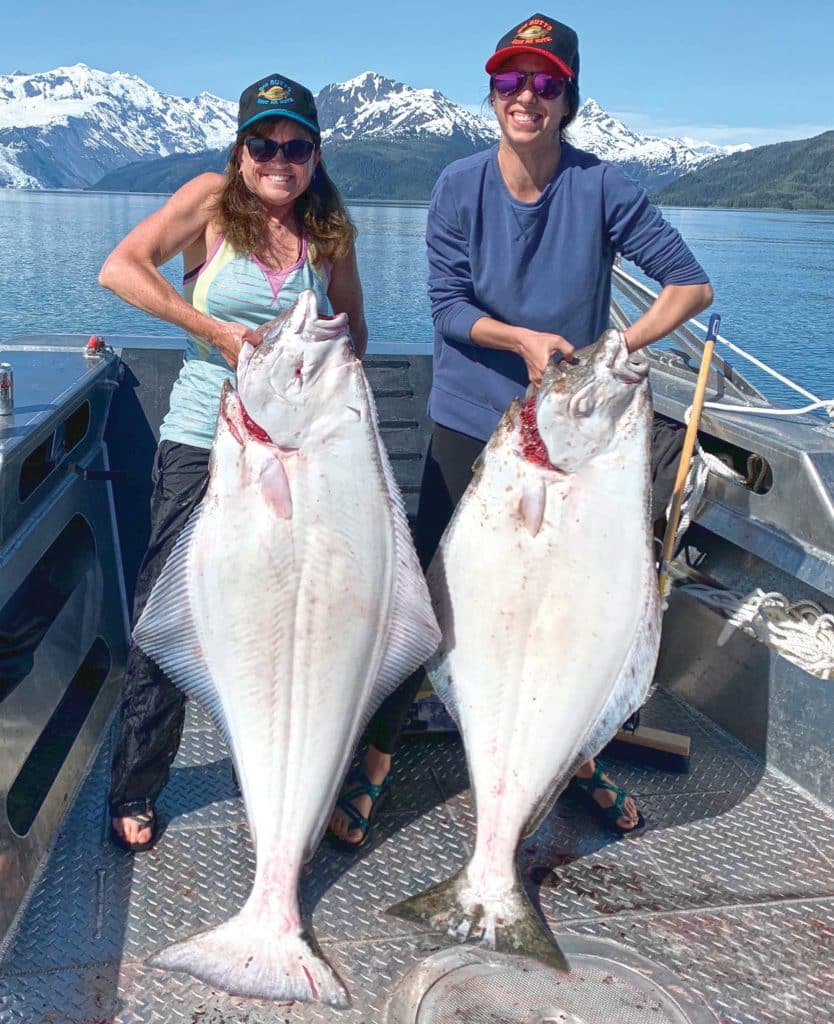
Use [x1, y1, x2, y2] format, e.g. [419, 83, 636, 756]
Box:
[386, 867, 569, 973]
[147, 913, 349, 1007]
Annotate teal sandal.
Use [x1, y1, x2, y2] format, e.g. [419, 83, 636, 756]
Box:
[570, 761, 646, 837]
[328, 764, 391, 851]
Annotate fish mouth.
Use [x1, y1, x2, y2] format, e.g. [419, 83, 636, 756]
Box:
[291, 291, 350, 344]
[612, 349, 650, 385]
[236, 291, 352, 396]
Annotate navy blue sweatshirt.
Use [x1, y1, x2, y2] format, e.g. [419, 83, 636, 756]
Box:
[426, 143, 709, 441]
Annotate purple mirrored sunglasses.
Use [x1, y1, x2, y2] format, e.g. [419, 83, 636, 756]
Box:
[490, 70, 568, 100]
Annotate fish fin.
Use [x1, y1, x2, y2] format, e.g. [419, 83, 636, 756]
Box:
[387, 867, 568, 973]
[425, 658, 461, 729]
[519, 479, 547, 537]
[132, 505, 230, 747]
[523, 765, 582, 839]
[354, 375, 442, 729]
[259, 454, 293, 519]
[304, 375, 441, 858]
[147, 914, 349, 1007]
[577, 565, 662, 766]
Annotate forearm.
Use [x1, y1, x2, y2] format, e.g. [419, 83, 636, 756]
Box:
[622, 282, 714, 352]
[469, 315, 523, 353]
[470, 316, 575, 387]
[98, 253, 221, 345]
[326, 244, 367, 358]
[350, 314, 368, 359]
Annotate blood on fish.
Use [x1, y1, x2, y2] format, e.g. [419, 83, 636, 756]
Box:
[520, 396, 551, 468]
[302, 967, 319, 1000]
[240, 402, 271, 443]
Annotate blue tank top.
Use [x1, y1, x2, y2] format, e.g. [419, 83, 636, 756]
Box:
[159, 234, 332, 449]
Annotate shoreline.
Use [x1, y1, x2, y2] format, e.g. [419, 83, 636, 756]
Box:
[1, 188, 832, 213]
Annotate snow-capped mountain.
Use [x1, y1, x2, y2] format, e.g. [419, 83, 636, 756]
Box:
[0, 64, 743, 193]
[316, 71, 497, 147]
[681, 136, 752, 158]
[315, 77, 739, 188]
[0, 64, 237, 189]
[566, 99, 745, 188]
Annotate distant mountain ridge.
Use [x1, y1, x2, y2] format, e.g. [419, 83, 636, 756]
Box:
[0, 64, 235, 189]
[650, 131, 834, 209]
[1, 64, 746, 198]
[316, 72, 495, 148]
[565, 99, 750, 189]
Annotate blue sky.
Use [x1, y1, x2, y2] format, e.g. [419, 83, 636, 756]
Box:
[2, 1, 831, 147]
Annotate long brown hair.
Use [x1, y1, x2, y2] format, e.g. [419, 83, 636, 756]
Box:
[213, 121, 356, 265]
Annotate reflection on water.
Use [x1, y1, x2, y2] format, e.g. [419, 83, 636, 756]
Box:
[0, 191, 832, 405]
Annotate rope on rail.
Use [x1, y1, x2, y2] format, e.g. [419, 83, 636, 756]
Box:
[677, 584, 834, 680]
[686, 311, 834, 421]
[703, 396, 834, 419]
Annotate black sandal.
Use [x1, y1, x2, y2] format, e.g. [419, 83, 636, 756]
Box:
[328, 765, 391, 851]
[570, 762, 646, 838]
[110, 803, 158, 853]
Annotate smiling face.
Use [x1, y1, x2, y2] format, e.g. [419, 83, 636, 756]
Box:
[491, 53, 570, 149]
[237, 119, 320, 212]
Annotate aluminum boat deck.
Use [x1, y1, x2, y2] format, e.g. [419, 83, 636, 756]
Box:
[2, 684, 833, 1024]
[2, 299, 833, 1023]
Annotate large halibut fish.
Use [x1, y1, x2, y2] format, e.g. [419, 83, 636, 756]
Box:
[133, 291, 441, 1006]
[388, 329, 661, 969]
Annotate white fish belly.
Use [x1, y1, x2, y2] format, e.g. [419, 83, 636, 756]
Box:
[192, 432, 396, 854]
[428, 443, 657, 854]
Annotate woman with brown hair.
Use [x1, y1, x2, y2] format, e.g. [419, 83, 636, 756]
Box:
[100, 72, 366, 852]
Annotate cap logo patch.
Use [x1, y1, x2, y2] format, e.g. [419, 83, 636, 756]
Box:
[258, 84, 290, 103]
[513, 18, 553, 45]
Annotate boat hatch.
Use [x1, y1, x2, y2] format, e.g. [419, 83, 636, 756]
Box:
[386, 941, 718, 1024]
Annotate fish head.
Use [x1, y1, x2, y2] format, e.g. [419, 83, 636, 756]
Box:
[534, 329, 650, 471]
[235, 290, 356, 444]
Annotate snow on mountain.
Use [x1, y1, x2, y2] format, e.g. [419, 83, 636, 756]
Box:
[681, 136, 753, 158]
[566, 99, 739, 187]
[0, 64, 745, 192]
[0, 64, 237, 189]
[315, 80, 736, 188]
[316, 71, 498, 146]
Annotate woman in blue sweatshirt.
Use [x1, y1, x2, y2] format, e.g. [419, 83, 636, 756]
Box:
[328, 13, 713, 849]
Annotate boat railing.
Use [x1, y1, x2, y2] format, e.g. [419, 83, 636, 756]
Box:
[612, 263, 765, 403]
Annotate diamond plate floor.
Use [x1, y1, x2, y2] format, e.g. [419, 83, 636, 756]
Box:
[1, 689, 832, 1024]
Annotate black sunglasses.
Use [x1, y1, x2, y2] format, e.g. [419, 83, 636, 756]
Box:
[243, 136, 317, 165]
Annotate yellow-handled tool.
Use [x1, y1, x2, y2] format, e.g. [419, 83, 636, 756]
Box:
[657, 313, 721, 599]
[608, 313, 721, 774]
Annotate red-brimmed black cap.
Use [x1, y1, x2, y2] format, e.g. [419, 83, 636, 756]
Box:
[237, 73, 320, 140]
[485, 14, 579, 81]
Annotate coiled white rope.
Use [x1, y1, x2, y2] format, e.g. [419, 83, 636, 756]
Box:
[660, 332, 834, 672]
[663, 438, 834, 677]
[677, 584, 834, 680]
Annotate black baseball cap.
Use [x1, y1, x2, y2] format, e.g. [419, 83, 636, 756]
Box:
[237, 73, 321, 140]
[485, 13, 579, 81]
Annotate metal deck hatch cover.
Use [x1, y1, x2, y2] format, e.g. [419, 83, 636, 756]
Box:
[386, 937, 719, 1024]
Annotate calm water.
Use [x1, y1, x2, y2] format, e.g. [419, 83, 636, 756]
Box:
[0, 190, 832, 407]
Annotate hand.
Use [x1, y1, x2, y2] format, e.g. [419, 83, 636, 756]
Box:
[207, 320, 261, 368]
[516, 329, 576, 387]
